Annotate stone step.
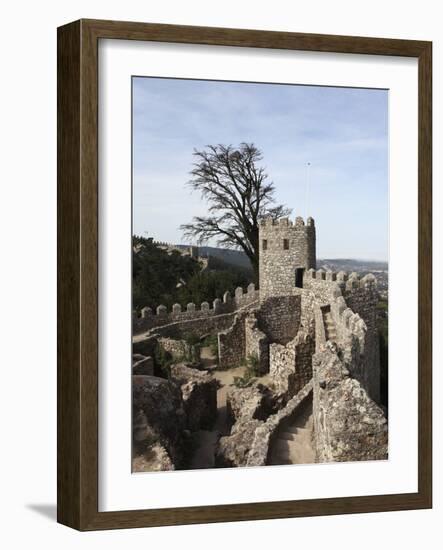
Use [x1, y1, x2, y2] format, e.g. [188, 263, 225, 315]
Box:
[269, 407, 315, 465]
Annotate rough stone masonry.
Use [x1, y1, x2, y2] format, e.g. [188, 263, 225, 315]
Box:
[133, 214, 387, 468]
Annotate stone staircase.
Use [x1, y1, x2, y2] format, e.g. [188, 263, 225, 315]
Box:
[323, 310, 337, 342]
[268, 399, 315, 465]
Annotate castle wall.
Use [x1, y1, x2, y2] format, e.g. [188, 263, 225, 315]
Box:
[158, 337, 200, 363]
[303, 270, 381, 405]
[314, 304, 327, 352]
[343, 275, 380, 403]
[303, 270, 338, 305]
[133, 284, 259, 335]
[133, 312, 239, 352]
[257, 295, 301, 345]
[218, 313, 247, 369]
[269, 330, 314, 400]
[245, 313, 269, 375]
[259, 216, 316, 301]
[312, 346, 388, 463]
[247, 382, 313, 467]
[300, 290, 316, 334]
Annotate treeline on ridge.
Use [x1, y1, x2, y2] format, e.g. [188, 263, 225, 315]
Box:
[132, 235, 253, 313]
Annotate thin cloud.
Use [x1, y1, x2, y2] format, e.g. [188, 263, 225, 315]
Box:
[132, 77, 388, 260]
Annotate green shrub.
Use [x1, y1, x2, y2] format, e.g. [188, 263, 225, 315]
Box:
[201, 333, 219, 357]
[232, 354, 260, 388]
[233, 371, 254, 388]
[246, 353, 260, 376]
[154, 345, 174, 378]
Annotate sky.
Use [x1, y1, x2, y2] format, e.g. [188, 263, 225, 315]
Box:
[132, 77, 388, 261]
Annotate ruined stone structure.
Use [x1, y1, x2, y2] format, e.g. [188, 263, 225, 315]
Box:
[154, 241, 210, 270]
[133, 214, 387, 470]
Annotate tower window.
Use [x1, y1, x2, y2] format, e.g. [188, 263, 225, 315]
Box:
[262, 239, 268, 251]
[283, 238, 289, 250]
[295, 268, 304, 288]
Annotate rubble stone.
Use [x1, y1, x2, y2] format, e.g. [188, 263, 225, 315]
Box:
[170, 363, 217, 431]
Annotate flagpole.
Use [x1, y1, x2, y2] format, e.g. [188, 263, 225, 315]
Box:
[305, 162, 311, 219]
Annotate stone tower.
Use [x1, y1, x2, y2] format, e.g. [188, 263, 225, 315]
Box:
[259, 216, 316, 300]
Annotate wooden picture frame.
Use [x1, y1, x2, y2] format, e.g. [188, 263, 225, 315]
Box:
[57, 19, 432, 530]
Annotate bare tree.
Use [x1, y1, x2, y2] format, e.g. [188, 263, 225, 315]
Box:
[180, 143, 291, 281]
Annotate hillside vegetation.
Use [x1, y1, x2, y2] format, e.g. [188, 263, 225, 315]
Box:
[132, 236, 253, 312]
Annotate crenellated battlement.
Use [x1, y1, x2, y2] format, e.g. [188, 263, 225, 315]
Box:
[312, 278, 380, 402]
[304, 269, 377, 291]
[133, 283, 259, 335]
[259, 215, 315, 229]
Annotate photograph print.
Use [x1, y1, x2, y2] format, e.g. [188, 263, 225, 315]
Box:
[131, 76, 389, 473]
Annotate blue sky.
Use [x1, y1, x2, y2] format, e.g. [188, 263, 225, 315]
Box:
[133, 77, 388, 261]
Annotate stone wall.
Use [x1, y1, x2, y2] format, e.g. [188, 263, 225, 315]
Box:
[217, 382, 276, 467]
[218, 312, 247, 369]
[133, 283, 259, 335]
[134, 310, 240, 345]
[312, 346, 388, 463]
[305, 270, 381, 404]
[158, 337, 200, 363]
[259, 216, 316, 300]
[258, 295, 301, 344]
[343, 274, 380, 403]
[226, 383, 275, 426]
[269, 329, 314, 400]
[330, 294, 366, 372]
[170, 364, 217, 431]
[303, 268, 340, 305]
[320, 274, 381, 403]
[132, 375, 187, 468]
[245, 313, 269, 374]
[314, 304, 327, 352]
[247, 382, 313, 467]
[300, 290, 316, 334]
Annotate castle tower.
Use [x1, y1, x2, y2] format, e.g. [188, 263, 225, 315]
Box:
[259, 216, 316, 300]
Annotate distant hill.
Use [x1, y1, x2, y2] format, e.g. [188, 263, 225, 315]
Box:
[318, 259, 388, 272]
[148, 240, 388, 273]
[158, 243, 253, 270]
[198, 246, 253, 269]
[196, 247, 388, 274]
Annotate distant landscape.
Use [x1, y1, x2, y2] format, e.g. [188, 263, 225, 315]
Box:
[133, 236, 388, 311]
[155, 243, 388, 271]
